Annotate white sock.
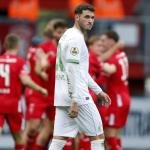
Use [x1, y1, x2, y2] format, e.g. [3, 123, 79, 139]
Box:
[91, 139, 105, 150]
[48, 139, 67, 150]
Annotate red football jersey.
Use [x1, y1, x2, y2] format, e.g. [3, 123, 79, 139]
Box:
[89, 50, 102, 102]
[89, 50, 102, 80]
[98, 50, 130, 107]
[39, 40, 57, 105]
[26, 46, 48, 105]
[0, 53, 27, 113]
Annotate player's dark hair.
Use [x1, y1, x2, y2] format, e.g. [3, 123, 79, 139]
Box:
[75, 3, 95, 15]
[103, 31, 119, 42]
[4, 34, 19, 50]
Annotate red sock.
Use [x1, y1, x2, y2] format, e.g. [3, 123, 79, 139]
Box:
[106, 137, 121, 150]
[25, 138, 35, 150]
[63, 138, 73, 150]
[32, 144, 45, 150]
[79, 135, 91, 150]
[15, 144, 25, 150]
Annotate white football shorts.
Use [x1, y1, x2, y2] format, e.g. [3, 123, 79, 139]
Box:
[53, 102, 103, 138]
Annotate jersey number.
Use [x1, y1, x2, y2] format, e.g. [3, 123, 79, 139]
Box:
[0, 64, 10, 86]
[118, 57, 128, 81]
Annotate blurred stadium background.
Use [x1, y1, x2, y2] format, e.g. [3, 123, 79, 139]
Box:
[0, 0, 150, 150]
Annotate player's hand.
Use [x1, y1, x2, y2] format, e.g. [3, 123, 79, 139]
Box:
[68, 100, 79, 118]
[97, 92, 111, 106]
[38, 88, 48, 96]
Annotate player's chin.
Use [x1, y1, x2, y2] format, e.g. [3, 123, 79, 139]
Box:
[86, 27, 92, 31]
[85, 25, 93, 30]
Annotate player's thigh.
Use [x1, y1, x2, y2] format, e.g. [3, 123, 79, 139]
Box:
[27, 118, 41, 133]
[104, 127, 121, 137]
[0, 113, 5, 134]
[53, 106, 78, 138]
[42, 116, 54, 133]
[36, 118, 53, 145]
[75, 102, 103, 137]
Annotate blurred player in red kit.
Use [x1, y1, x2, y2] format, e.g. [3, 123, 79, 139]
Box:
[41, 19, 73, 150]
[24, 19, 67, 150]
[97, 31, 130, 150]
[24, 37, 55, 150]
[39, 19, 75, 150]
[77, 35, 124, 150]
[0, 34, 47, 150]
[24, 36, 51, 150]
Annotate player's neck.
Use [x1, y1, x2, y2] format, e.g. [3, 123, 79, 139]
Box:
[74, 23, 85, 34]
[5, 49, 18, 55]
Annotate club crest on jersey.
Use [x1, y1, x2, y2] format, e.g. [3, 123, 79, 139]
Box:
[70, 47, 79, 56]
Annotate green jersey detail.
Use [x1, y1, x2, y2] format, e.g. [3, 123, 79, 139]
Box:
[56, 44, 64, 71]
[67, 59, 79, 64]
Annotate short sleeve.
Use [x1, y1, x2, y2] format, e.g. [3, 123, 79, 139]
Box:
[66, 38, 82, 64]
[19, 59, 30, 75]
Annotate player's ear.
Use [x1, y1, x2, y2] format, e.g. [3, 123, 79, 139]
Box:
[75, 14, 80, 21]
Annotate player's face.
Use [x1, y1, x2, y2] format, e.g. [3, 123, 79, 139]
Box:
[99, 34, 110, 52]
[52, 27, 67, 41]
[77, 10, 95, 30]
[90, 39, 104, 55]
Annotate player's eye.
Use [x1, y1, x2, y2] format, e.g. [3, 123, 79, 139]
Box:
[84, 15, 95, 20]
[91, 16, 95, 20]
[84, 15, 90, 19]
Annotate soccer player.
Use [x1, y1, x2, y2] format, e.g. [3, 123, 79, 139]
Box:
[48, 4, 111, 150]
[88, 35, 124, 100]
[97, 31, 130, 150]
[24, 43, 53, 150]
[24, 19, 67, 150]
[76, 35, 124, 150]
[0, 34, 47, 150]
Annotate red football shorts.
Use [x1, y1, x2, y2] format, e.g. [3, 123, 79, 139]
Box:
[98, 94, 130, 128]
[26, 101, 55, 121]
[0, 112, 23, 133]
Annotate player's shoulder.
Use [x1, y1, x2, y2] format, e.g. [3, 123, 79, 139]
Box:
[61, 27, 83, 41]
[116, 50, 127, 59]
[15, 56, 26, 65]
[39, 40, 56, 53]
[0, 54, 25, 66]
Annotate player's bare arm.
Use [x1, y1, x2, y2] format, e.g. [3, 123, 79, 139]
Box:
[34, 48, 50, 81]
[20, 74, 48, 95]
[99, 40, 124, 62]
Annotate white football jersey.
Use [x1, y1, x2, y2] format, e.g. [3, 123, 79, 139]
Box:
[54, 27, 102, 106]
